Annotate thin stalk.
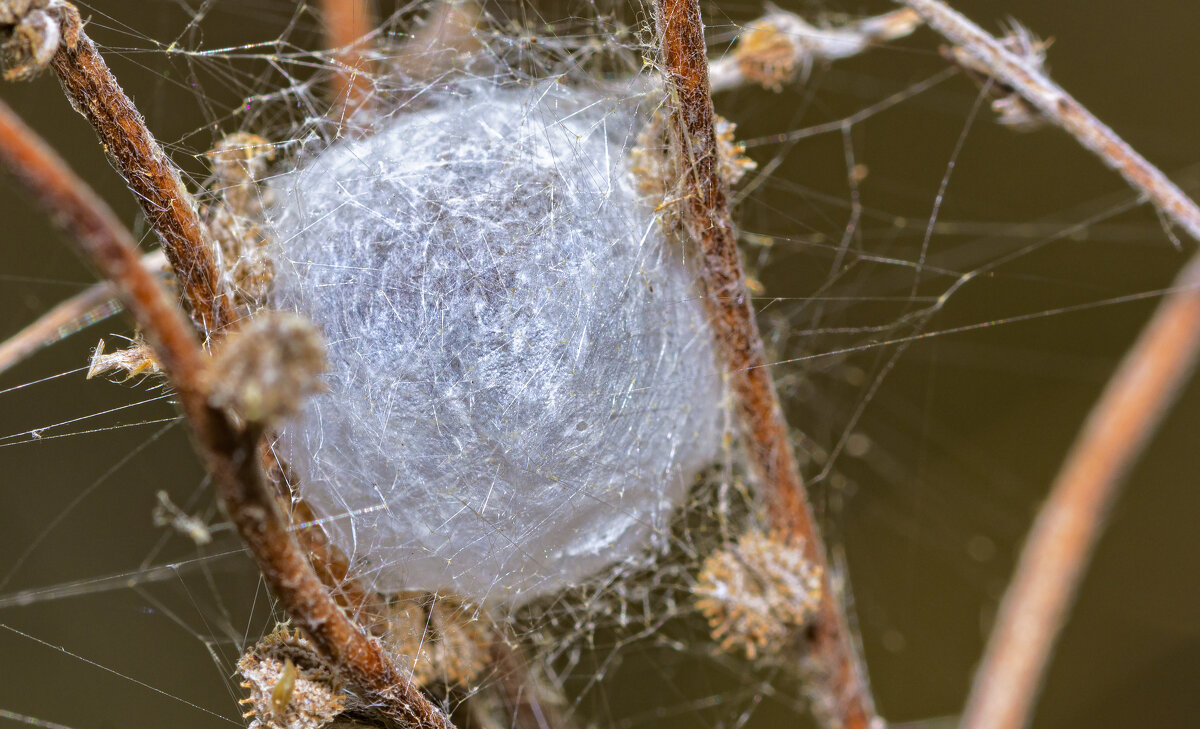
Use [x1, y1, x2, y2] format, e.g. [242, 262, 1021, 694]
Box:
[0, 98, 455, 729]
[43, 3, 233, 337]
[0, 279, 115, 376]
[653, 0, 878, 726]
[960, 252, 1200, 729]
[899, 0, 1200, 243]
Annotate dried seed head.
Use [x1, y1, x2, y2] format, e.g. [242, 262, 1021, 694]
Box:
[207, 132, 276, 192]
[208, 312, 327, 425]
[694, 530, 823, 659]
[0, 0, 58, 81]
[238, 625, 347, 729]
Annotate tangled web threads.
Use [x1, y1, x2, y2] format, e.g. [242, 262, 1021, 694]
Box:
[269, 81, 726, 605]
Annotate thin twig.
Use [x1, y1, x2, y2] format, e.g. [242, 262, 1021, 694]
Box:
[960, 253, 1200, 729]
[898, 0, 1200, 243]
[0, 250, 167, 377]
[708, 8, 921, 93]
[653, 1, 878, 727]
[284, 492, 393, 627]
[888, 3, 1200, 725]
[321, 0, 376, 122]
[0, 280, 113, 375]
[0, 98, 455, 729]
[38, 2, 235, 337]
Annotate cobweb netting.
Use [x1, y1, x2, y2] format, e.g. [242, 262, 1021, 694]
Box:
[1, 1, 1198, 729]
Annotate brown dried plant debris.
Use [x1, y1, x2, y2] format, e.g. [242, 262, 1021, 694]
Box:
[694, 530, 823, 660]
[709, 8, 922, 93]
[208, 312, 328, 426]
[383, 593, 491, 688]
[151, 489, 212, 545]
[239, 624, 349, 729]
[87, 336, 161, 381]
[0, 0, 62, 81]
[204, 132, 277, 312]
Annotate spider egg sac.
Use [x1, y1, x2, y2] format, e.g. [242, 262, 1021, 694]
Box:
[268, 83, 725, 605]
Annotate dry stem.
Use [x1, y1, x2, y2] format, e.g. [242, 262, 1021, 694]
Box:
[0, 279, 113, 375]
[960, 253, 1200, 729]
[0, 98, 454, 729]
[38, 3, 234, 338]
[887, 3, 1200, 726]
[899, 0, 1200, 243]
[0, 250, 167, 377]
[653, 0, 877, 726]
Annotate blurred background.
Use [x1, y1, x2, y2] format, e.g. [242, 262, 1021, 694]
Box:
[0, 1, 1197, 728]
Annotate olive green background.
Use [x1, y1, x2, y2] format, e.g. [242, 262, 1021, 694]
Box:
[0, 1, 1197, 728]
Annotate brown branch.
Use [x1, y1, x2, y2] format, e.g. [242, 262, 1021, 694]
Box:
[653, 1, 877, 727]
[0, 98, 455, 729]
[0, 250, 168, 377]
[34, 3, 235, 338]
[0, 279, 113, 376]
[284, 492, 392, 629]
[959, 252, 1200, 729]
[0, 102, 210, 405]
[899, 0, 1200, 243]
[321, 0, 376, 122]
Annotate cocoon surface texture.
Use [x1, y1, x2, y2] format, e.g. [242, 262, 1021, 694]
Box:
[269, 83, 725, 605]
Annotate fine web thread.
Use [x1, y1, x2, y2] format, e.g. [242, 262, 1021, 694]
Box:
[0, 2, 1194, 728]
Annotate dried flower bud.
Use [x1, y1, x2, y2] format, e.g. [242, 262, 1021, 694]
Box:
[204, 133, 277, 311]
[238, 625, 347, 729]
[0, 0, 70, 82]
[382, 593, 491, 687]
[694, 530, 823, 659]
[209, 312, 327, 425]
[726, 9, 923, 91]
[632, 109, 755, 222]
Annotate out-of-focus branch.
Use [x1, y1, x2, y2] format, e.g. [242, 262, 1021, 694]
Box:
[0, 98, 455, 729]
[0, 102, 211, 406]
[320, 0, 376, 121]
[886, 4, 1200, 726]
[653, 0, 878, 727]
[0, 279, 114, 375]
[0, 251, 167, 378]
[960, 252, 1200, 729]
[899, 0, 1200, 243]
[709, 8, 921, 93]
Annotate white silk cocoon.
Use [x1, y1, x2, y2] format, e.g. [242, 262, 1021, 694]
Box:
[269, 83, 725, 604]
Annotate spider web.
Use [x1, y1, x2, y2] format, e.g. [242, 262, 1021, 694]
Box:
[1, 1, 1198, 728]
